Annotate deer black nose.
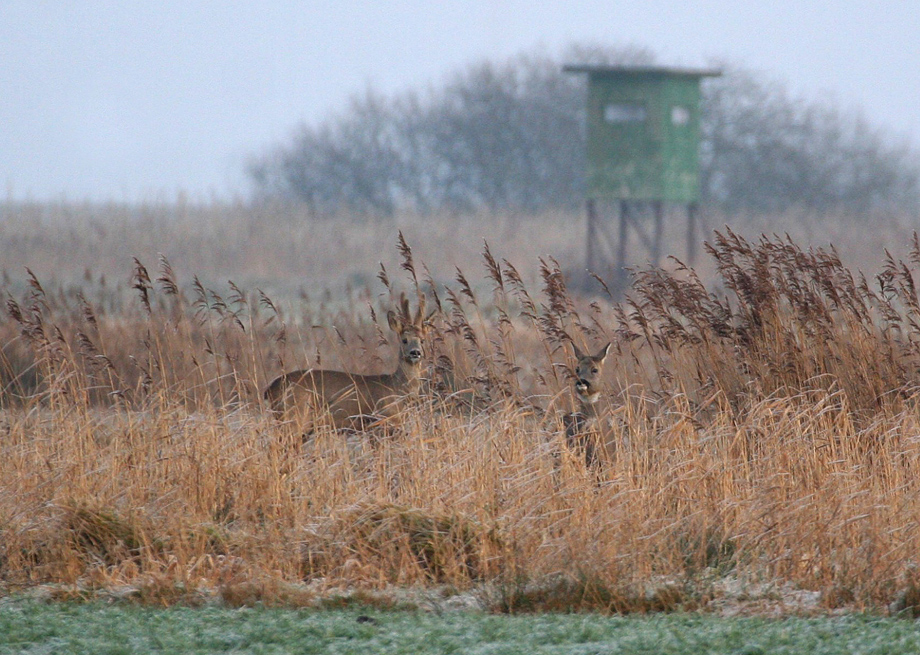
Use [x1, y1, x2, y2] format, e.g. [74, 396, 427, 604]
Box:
[576, 378, 589, 389]
[409, 349, 422, 360]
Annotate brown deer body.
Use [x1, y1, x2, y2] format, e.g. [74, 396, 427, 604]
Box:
[563, 342, 613, 468]
[264, 295, 428, 431]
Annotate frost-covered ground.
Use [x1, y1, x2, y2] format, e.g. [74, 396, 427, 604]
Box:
[1, 599, 919, 655]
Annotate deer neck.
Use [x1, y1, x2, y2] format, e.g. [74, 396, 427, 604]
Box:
[577, 392, 601, 420]
[385, 358, 424, 392]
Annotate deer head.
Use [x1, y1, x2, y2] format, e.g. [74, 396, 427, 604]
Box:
[387, 293, 428, 370]
[572, 342, 611, 405]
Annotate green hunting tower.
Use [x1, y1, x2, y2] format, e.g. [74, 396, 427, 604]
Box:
[563, 65, 721, 290]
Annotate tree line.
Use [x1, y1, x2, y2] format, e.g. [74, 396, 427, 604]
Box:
[248, 44, 920, 217]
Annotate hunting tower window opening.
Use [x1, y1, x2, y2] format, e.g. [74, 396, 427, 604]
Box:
[671, 106, 690, 126]
[603, 103, 646, 124]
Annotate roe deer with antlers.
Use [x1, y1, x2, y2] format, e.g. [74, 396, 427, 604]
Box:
[562, 342, 613, 468]
[264, 294, 428, 431]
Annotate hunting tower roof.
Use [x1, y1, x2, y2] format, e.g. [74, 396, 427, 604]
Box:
[562, 64, 722, 77]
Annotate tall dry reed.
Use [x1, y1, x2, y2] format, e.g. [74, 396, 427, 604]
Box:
[2, 228, 920, 613]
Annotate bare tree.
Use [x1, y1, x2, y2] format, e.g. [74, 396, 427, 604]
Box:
[700, 63, 919, 213]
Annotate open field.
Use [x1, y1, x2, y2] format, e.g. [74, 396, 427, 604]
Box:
[3, 600, 919, 654]
[4, 202, 920, 617]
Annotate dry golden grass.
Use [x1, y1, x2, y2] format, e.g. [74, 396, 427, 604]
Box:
[4, 203, 920, 614]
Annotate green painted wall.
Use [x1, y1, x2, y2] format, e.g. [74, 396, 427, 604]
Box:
[580, 69, 712, 202]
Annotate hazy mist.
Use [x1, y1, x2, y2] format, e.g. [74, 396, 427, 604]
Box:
[2, 1, 918, 202]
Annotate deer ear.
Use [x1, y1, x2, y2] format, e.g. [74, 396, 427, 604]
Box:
[572, 343, 586, 361]
[387, 310, 403, 333]
[594, 342, 611, 363]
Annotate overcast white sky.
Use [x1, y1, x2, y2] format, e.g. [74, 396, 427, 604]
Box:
[2, 1, 919, 202]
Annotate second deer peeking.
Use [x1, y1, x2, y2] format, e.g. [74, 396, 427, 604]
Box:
[563, 342, 613, 468]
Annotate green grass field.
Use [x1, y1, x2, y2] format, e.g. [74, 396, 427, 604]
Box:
[1, 600, 919, 655]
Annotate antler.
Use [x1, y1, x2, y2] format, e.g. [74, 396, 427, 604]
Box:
[399, 292, 411, 322]
[393, 292, 430, 330]
[414, 293, 427, 327]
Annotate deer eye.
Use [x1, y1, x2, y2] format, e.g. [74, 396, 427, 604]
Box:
[402, 338, 409, 344]
[591, 368, 598, 374]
